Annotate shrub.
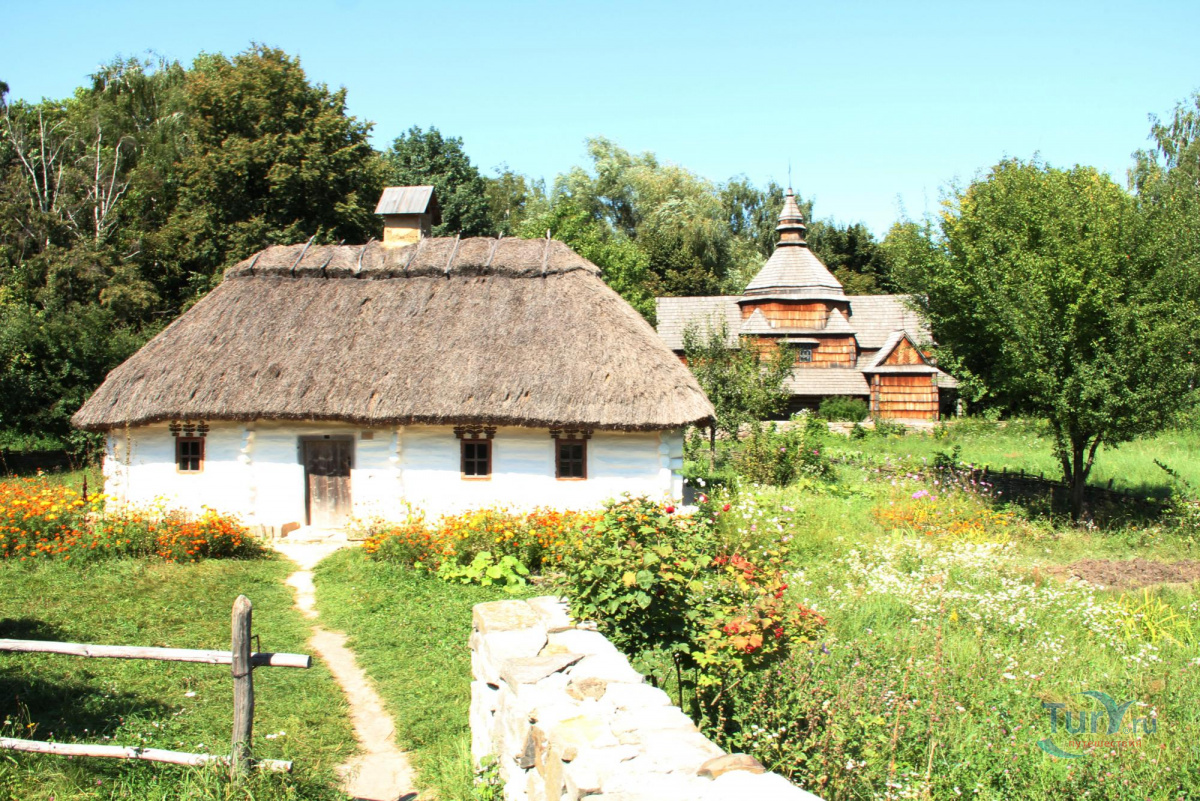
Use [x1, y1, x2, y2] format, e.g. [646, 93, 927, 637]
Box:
[0, 478, 102, 562]
[149, 508, 261, 562]
[871, 416, 908, 437]
[734, 418, 833, 486]
[438, 551, 530, 592]
[556, 495, 826, 701]
[557, 495, 714, 676]
[818, 396, 868, 422]
[357, 510, 447, 568]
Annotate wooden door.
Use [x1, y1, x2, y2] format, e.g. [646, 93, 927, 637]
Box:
[303, 439, 352, 528]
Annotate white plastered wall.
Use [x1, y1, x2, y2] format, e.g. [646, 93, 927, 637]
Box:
[103, 422, 685, 526]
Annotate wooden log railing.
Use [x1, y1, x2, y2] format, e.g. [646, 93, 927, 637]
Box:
[0, 595, 309, 779]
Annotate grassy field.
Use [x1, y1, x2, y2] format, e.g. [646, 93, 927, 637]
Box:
[5, 418, 1196, 800]
[313, 550, 515, 801]
[695, 448, 1200, 801]
[838, 419, 1200, 498]
[0, 557, 354, 800]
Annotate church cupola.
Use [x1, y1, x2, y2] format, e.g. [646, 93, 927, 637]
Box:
[776, 188, 808, 245]
[742, 187, 844, 298]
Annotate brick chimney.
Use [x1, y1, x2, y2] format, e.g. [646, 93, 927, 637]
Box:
[374, 186, 441, 247]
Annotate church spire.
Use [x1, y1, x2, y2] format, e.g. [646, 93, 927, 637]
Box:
[776, 188, 807, 246]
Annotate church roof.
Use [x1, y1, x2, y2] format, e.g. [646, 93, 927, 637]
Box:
[744, 188, 844, 297]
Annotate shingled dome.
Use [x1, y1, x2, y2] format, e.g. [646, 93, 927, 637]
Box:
[743, 188, 845, 297]
[73, 237, 715, 432]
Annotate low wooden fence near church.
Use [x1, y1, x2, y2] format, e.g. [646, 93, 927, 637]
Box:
[834, 450, 1169, 520]
[967, 465, 1168, 519]
[0, 595, 310, 779]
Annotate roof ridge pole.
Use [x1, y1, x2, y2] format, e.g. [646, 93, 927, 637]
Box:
[318, 253, 335, 278]
[356, 238, 375, 275]
[402, 239, 421, 277]
[540, 231, 552, 277]
[445, 233, 461, 277]
[290, 236, 316, 276]
[246, 252, 261, 277]
[484, 237, 500, 273]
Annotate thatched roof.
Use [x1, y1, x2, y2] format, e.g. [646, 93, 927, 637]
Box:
[73, 238, 715, 432]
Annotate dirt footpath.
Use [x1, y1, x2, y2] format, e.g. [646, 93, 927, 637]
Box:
[275, 537, 420, 801]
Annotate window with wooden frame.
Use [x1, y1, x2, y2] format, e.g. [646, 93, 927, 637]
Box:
[797, 347, 814, 363]
[461, 439, 491, 478]
[176, 437, 204, 473]
[551, 429, 590, 480]
[170, 419, 208, 473]
[455, 426, 496, 480]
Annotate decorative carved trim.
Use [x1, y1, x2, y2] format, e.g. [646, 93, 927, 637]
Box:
[170, 420, 208, 438]
[549, 428, 592, 441]
[454, 425, 496, 440]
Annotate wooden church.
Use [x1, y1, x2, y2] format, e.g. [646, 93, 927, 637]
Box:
[655, 190, 956, 421]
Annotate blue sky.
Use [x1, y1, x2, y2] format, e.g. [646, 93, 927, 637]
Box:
[3, 0, 1197, 235]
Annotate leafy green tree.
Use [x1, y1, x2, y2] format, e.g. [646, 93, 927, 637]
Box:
[161, 45, 382, 299]
[382, 126, 492, 237]
[891, 158, 1195, 520]
[1131, 90, 1200, 397]
[484, 164, 546, 236]
[0, 48, 384, 443]
[517, 194, 654, 319]
[807, 220, 894, 295]
[557, 138, 736, 297]
[720, 176, 789, 258]
[682, 320, 794, 437]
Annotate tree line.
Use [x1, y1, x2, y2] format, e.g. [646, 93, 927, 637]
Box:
[2, 44, 1197, 515]
[0, 45, 894, 445]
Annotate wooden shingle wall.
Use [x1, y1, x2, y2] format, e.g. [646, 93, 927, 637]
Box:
[740, 300, 850, 328]
[748, 335, 857, 367]
[882, 338, 926, 366]
[871, 374, 939, 420]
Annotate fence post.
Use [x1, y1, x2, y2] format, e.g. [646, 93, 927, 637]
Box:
[231, 595, 254, 780]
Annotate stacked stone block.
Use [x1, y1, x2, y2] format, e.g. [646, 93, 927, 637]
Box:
[469, 597, 823, 801]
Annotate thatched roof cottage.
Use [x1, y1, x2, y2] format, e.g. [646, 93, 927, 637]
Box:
[74, 191, 714, 529]
[656, 190, 956, 421]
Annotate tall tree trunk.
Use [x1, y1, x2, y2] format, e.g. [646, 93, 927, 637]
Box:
[1069, 438, 1086, 522]
[1064, 433, 1103, 523]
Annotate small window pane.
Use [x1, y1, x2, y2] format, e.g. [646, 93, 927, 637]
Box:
[177, 438, 203, 472]
[462, 440, 490, 477]
[557, 441, 585, 479]
[797, 348, 813, 363]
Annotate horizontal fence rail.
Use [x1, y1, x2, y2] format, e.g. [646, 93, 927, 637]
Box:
[0, 595, 308, 779]
[0, 638, 310, 668]
[0, 737, 292, 773]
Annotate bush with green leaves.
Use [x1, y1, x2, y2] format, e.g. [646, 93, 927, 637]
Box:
[556, 495, 826, 704]
[734, 416, 833, 486]
[437, 551, 530, 592]
[818, 396, 869, 422]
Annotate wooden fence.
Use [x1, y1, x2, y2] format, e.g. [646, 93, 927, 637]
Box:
[0, 595, 310, 778]
[833, 452, 1168, 520]
[967, 465, 1167, 519]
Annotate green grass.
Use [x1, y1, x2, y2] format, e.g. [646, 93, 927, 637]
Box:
[0, 557, 354, 800]
[833, 419, 1200, 498]
[312, 549, 515, 801]
[704, 459, 1200, 800]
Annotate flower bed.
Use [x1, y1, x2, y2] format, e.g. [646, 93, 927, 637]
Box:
[0, 477, 260, 563]
[358, 505, 600, 576]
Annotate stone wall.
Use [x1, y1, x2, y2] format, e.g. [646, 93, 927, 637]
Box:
[470, 597, 823, 801]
